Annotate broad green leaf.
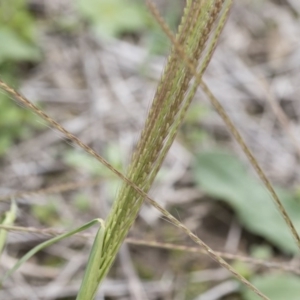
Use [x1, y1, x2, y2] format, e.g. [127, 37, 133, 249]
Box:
[193, 151, 300, 254]
[243, 273, 300, 300]
[0, 200, 17, 254]
[1, 219, 101, 283]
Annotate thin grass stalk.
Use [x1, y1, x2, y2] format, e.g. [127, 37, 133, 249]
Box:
[131, 1, 209, 164]
[0, 1, 227, 205]
[93, 1, 267, 298]
[147, 0, 300, 252]
[0, 178, 103, 202]
[96, 0, 228, 286]
[129, 0, 223, 183]
[125, 238, 300, 275]
[0, 1, 269, 298]
[1, 223, 299, 275]
[144, 0, 232, 184]
[0, 78, 268, 299]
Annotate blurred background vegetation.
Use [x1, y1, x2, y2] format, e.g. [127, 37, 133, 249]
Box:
[1, 0, 300, 299]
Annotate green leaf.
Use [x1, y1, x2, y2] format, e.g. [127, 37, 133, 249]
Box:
[76, 0, 148, 39]
[250, 244, 273, 260]
[64, 144, 123, 177]
[193, 151, 300, 254]
[0, 91, 41, 157]
[0, 28, 40, 63]
[31, 201, 59, 226]
[242, 273, 300, 300]
[0, 135, 12, 156]
[0, 0, 37, 43]
[64, 151, 108, 176]
[231, 260, 253, 279]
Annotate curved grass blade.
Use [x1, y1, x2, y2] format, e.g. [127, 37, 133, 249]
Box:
[1, 219, 101, 284]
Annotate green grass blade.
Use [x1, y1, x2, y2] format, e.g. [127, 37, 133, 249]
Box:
[76, 219, 105, 300]
[1, 218, 101, 284]
[0, 199, 17, 254]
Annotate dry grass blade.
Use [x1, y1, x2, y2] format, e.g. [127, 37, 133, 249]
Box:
[0, 178, 102, 202]
[0, 80, 133, 192]
[0, 78, 268, 299]
[0, 224, 66, 236]
[1, 223, 298, 276]
[146, 0, 300, 252]
[125, 238, 300, 276]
